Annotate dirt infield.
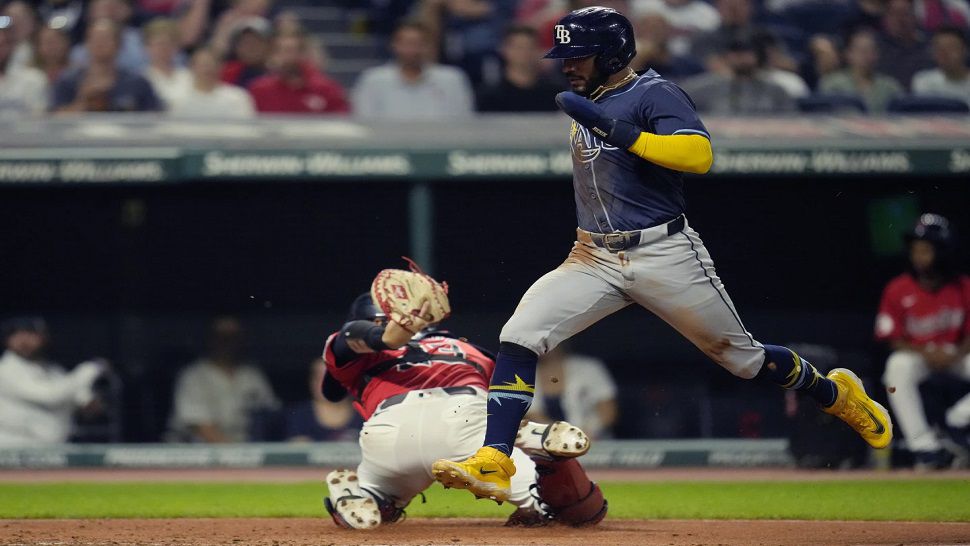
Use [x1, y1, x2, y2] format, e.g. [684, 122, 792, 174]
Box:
[4, 517, 970, 546]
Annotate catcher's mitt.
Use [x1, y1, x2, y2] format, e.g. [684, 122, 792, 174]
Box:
[371, 257, 450, 334]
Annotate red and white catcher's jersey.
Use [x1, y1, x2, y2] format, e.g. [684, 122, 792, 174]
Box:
[875, 273, 970, 346]
[323, 333, 495, 420]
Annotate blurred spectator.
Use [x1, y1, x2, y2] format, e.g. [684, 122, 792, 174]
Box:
[248, 32, 348, 114]
[52, 19, 161, 113]
[143, 17, 190, 108]
[136, 0, 182, 19]
[800, 34, 843, 90]
[630, 12, 704, 80]
[914, 0, 970, 31]
[476, 25, 561, 112]
[912, 27, 970, 103]
[689, 0, 757, 71]
[0, 317, 106, 446]
[37, 0, 86, 44]
[877, 214, 970, 470]
[631, 0, 720, 57]
[220, 16, 270, 88]
[526, 347, 618, 440]
[168, 316, 278, 443]
[877, 0, 934, 87]
[70, 0, 149, 74]
[353, 20, 473, 120]
[2, 1, 37, 70]
[755, 31, 810, 98]
[681, 32, 795, 113]
[0, 15, 47, 116]
[168, 46, 254, 117]
[285, 358, 362, 442]
[417, 0, 518, 85]
[819, 28, 904, 111]
[33, 21, 72, 84]
[273, 10, 328, 72]
[206, 0, 273, 57]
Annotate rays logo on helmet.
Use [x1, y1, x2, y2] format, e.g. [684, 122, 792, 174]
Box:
[555, 24, 571, 44]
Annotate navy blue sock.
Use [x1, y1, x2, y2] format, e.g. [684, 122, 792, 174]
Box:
[483, 342, 538, 456]
[757, 344, 838, 407]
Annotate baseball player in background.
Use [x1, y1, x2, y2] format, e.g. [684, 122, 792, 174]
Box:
[878, 214, 970, 470]
[433, 6, 893, 502]
[321, 292, 608, 529]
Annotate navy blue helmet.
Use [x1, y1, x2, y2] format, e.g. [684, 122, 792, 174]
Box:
[543, 7, 637, 76]
[346, 292, 385, 323]
[904, 213, 955, 249]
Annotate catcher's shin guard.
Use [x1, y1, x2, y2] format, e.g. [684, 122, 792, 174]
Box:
[533, 458, 608, 527]
[324, 470, 381, 530]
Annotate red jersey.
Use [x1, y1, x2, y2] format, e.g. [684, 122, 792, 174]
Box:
[323, 333, 495, 420]
[875, 273, 970, 346]
[248, 63, 350, 114]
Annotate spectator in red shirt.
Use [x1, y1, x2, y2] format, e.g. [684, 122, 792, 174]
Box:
[248, 31, 348, 114]
[878, 213, 970, 469]
[220, 17, 270, 88]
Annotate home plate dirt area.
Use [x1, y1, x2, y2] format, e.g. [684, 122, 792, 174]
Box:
[5, 518, 970, 546]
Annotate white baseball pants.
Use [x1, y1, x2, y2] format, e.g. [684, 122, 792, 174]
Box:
[882, 350, 970, 452]
[356, 387, 538, 509]
[500, 219, 766, 379]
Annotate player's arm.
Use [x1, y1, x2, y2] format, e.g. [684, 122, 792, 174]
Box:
[555, 92, 713, 174]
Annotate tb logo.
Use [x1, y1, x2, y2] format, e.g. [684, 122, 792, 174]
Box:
[555, 25, 571, 44]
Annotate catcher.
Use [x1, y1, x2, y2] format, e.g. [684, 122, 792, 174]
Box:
[321, 260, 607, 529]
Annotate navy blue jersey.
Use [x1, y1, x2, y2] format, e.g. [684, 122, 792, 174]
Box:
[569, 70, 709, 233]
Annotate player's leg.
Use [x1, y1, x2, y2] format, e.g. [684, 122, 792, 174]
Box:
[626, 223, 891, 449]
[882, 350, 937, 458]
[509, 420, 606, 527]
[944, 354, 970, 441]
[434, 246, 631, 501]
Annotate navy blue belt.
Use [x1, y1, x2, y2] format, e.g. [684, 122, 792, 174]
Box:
[376, 386, 479, 412]
[582, 214, 686, 252]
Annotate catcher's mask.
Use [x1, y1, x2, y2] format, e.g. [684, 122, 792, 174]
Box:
[347, 292, 386, 325]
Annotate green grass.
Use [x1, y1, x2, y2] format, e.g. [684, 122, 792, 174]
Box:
[2, 481, 968, 521]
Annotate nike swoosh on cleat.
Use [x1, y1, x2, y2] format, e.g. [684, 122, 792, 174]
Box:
[858, 403, 886, 435]
[479, 467, 497, 475]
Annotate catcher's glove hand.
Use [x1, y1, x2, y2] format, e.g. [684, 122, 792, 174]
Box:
[371, 257, 450, 334]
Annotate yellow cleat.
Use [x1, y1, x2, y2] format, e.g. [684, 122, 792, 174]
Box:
[432, 446, 516, 503]
[823, 368, 893, 449]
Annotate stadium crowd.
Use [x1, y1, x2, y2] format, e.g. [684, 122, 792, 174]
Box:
[0, 0, 968, 117]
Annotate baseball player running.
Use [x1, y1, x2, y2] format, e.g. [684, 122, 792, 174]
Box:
[878, 214, 970, 470]
[433, 6, 893, 502]
[321, 291, 608, 529]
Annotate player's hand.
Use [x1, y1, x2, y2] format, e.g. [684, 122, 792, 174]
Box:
[382, 300, 432, 349]
[555, 92, 641, 149]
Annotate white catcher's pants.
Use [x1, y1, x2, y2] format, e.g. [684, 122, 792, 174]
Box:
[501, 219, 766, 379]
[882, 350, 970, 452]
[356, 387, 537, 509]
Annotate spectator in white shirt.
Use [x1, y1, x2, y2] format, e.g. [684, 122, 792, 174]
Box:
[912, 27, 970, 104]
[0, 16, 47, 117]
[143, 17, 190, 109]
[353, 20, 473, 120]
[526, 347, 619, 440]
[168, 47, 255, 118]
[0, 317, 105, 446]
[168, 316, 278, 443]
[2, 1, 37, 71]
